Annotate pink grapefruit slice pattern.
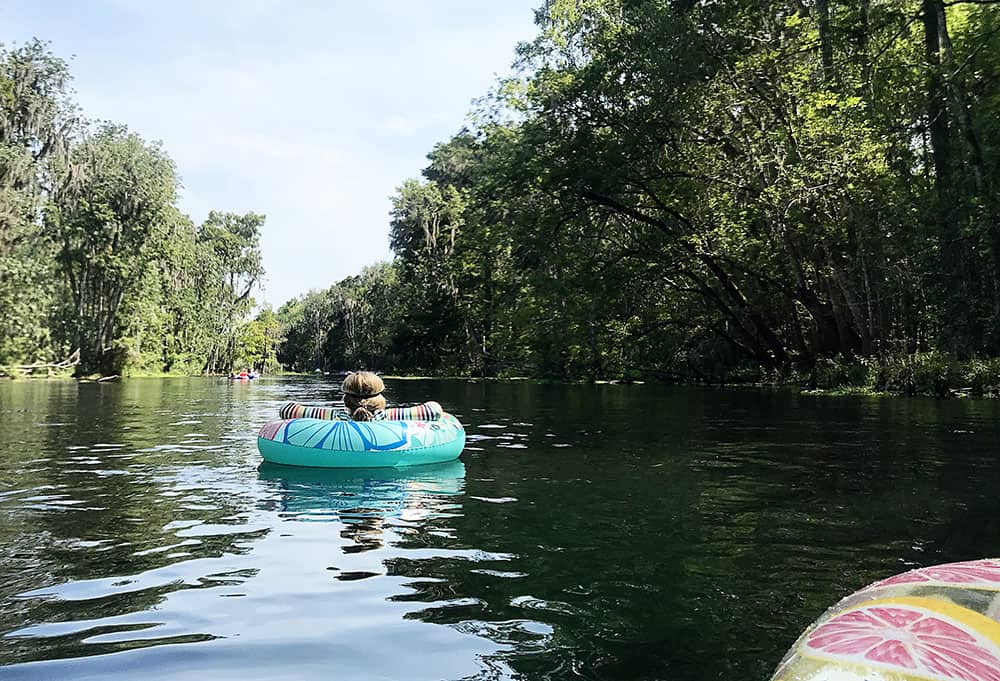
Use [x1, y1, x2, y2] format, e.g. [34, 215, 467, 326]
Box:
[865, 560, 1000, 591]
[802, 601, 1000, 681]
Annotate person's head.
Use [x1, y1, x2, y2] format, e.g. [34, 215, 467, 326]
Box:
[342, 371, 386, 421]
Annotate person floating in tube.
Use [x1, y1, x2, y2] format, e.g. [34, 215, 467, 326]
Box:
[341, 371, 387, 421]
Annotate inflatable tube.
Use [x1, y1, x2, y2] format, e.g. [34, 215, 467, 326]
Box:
[257, 412, 465, 468]
[771, 558, 1000, 681]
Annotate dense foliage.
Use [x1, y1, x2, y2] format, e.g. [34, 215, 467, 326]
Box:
[279, 0, 1000, 385]
[9, 1, 1000, 386]
[0, 40, 270, 376]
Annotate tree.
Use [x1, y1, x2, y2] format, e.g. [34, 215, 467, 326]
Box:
[0, 41, 268, 377]
[197, 211, 266, 374]
[49, 124, 178, 374]
[340, 0, 1000, 381]
[237, 307, 282, 373]
[389, 179, 470, 371]
[0, 40, 76, 365]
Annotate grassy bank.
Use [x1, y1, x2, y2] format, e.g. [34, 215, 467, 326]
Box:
[796, 353, 1000, 398]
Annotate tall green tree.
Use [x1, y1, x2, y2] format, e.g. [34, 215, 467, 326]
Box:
[389, 178, 469, 371]
[48, 124, 178, 374]
[237, 307, 282, 373]
[197, 211, 266, 374]
[0, 40, 75, 365]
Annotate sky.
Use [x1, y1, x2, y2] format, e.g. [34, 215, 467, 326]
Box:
[1, 0, 540, 307]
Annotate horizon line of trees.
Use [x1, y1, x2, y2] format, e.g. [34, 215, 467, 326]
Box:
[275, 0, 1000, 386]
[1, 39, 275, 376]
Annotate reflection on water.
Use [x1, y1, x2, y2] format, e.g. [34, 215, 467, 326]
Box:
[258, 461, 466, 559]
[1, 378, 1000, 680]
[258, 460, 466, 521]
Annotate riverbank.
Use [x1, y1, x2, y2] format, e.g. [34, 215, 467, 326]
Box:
[0, 369, 292, 381]
[6, 352, 999, 399]
[797, 352, 1000, 398]
[384, 352, 1000, 399]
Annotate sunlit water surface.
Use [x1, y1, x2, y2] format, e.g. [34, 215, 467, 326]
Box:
[1, 378, 999, 680]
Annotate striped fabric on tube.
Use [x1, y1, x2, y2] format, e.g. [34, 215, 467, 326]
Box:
[382, 401, 443, 421]
[278, 401, 347, 421]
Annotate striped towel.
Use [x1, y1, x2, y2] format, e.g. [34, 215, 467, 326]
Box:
[381, 401, 443, 421]
[278, 400, 443, 422]
[278, 401, 349, 421]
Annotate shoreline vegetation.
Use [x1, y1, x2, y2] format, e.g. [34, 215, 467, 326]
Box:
[270, 2, 1000, 392]
[6, 3, 1000, 394]
[1, 40, 277, 380]
[5, 352, 1000, 400]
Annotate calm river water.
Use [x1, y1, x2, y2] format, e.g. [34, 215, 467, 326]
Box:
[1, 378, 999, 680]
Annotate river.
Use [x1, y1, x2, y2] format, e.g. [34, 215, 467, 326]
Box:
[1, 378, 999, 680]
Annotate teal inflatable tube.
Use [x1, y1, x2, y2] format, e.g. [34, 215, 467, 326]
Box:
[257, 412, 466, 468]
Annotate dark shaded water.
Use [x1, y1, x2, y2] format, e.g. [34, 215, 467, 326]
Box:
[1, 378, 999, 680]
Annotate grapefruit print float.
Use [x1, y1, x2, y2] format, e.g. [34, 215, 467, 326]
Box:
[771, 559, 1000, 681]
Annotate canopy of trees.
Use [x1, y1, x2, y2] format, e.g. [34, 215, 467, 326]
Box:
[0, 40, 270, 376]
[278, 0, 1000, 385]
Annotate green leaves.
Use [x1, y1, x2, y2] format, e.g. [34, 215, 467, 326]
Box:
[0, 40, 75, 367]
[276, 263, 400, 372]
[47, 125, 180, 373]
[368, 0, 1000, 378]
[0, 41, 268, 376]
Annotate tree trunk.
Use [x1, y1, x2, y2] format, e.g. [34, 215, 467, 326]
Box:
[934, 2, 1000, 349]
[816, 0, 834, 78]
[923, 0, 952, 200]
[922, 0, 964, 352]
